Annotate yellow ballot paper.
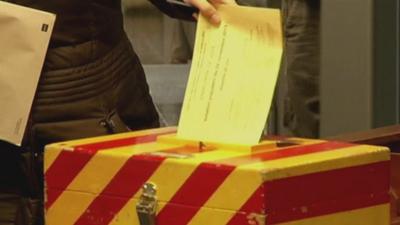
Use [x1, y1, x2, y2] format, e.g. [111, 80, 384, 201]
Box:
[177, 5, 282, 145]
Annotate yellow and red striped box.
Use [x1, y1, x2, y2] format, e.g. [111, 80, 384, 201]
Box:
[44, 127, 391, 225]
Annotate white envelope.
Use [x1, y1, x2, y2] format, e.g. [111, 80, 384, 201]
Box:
[0, 1, 55, 146]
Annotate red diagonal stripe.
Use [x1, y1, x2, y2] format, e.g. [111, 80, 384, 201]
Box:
[156, 163, 236, 225]
[45, 130, 172, 210]
[226, 186, 265, 225]
[74, 154, 165, 225]
[216, 141, 355, 166]
[45, 151, 93, 209]
[228, 161, 390, 225]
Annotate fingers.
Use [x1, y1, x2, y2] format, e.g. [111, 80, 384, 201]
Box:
[185, 0, 221, 25]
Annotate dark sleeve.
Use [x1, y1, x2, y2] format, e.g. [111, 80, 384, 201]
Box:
[148, 0, 198, 21]
[235, 0, 268, 7]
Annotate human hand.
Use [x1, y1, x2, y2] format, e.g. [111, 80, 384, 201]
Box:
[185, 0, 237, 25]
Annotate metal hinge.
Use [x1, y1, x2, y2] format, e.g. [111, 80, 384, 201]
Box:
[136, 182, 158, 225]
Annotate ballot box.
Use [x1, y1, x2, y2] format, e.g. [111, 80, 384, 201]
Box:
[44, 127, 391, 225]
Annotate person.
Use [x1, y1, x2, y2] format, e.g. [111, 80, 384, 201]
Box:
[0, 0, 225, 224]
[281, 0, 320, 138]
[168, 20, 197, 64]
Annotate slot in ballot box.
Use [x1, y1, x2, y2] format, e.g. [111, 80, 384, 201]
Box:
[44, 127, 390, 225]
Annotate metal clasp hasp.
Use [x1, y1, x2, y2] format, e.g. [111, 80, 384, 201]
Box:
[136, 182, 158, 225]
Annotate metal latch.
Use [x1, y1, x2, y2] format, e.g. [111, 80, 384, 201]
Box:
[136, 182, 158, 225]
